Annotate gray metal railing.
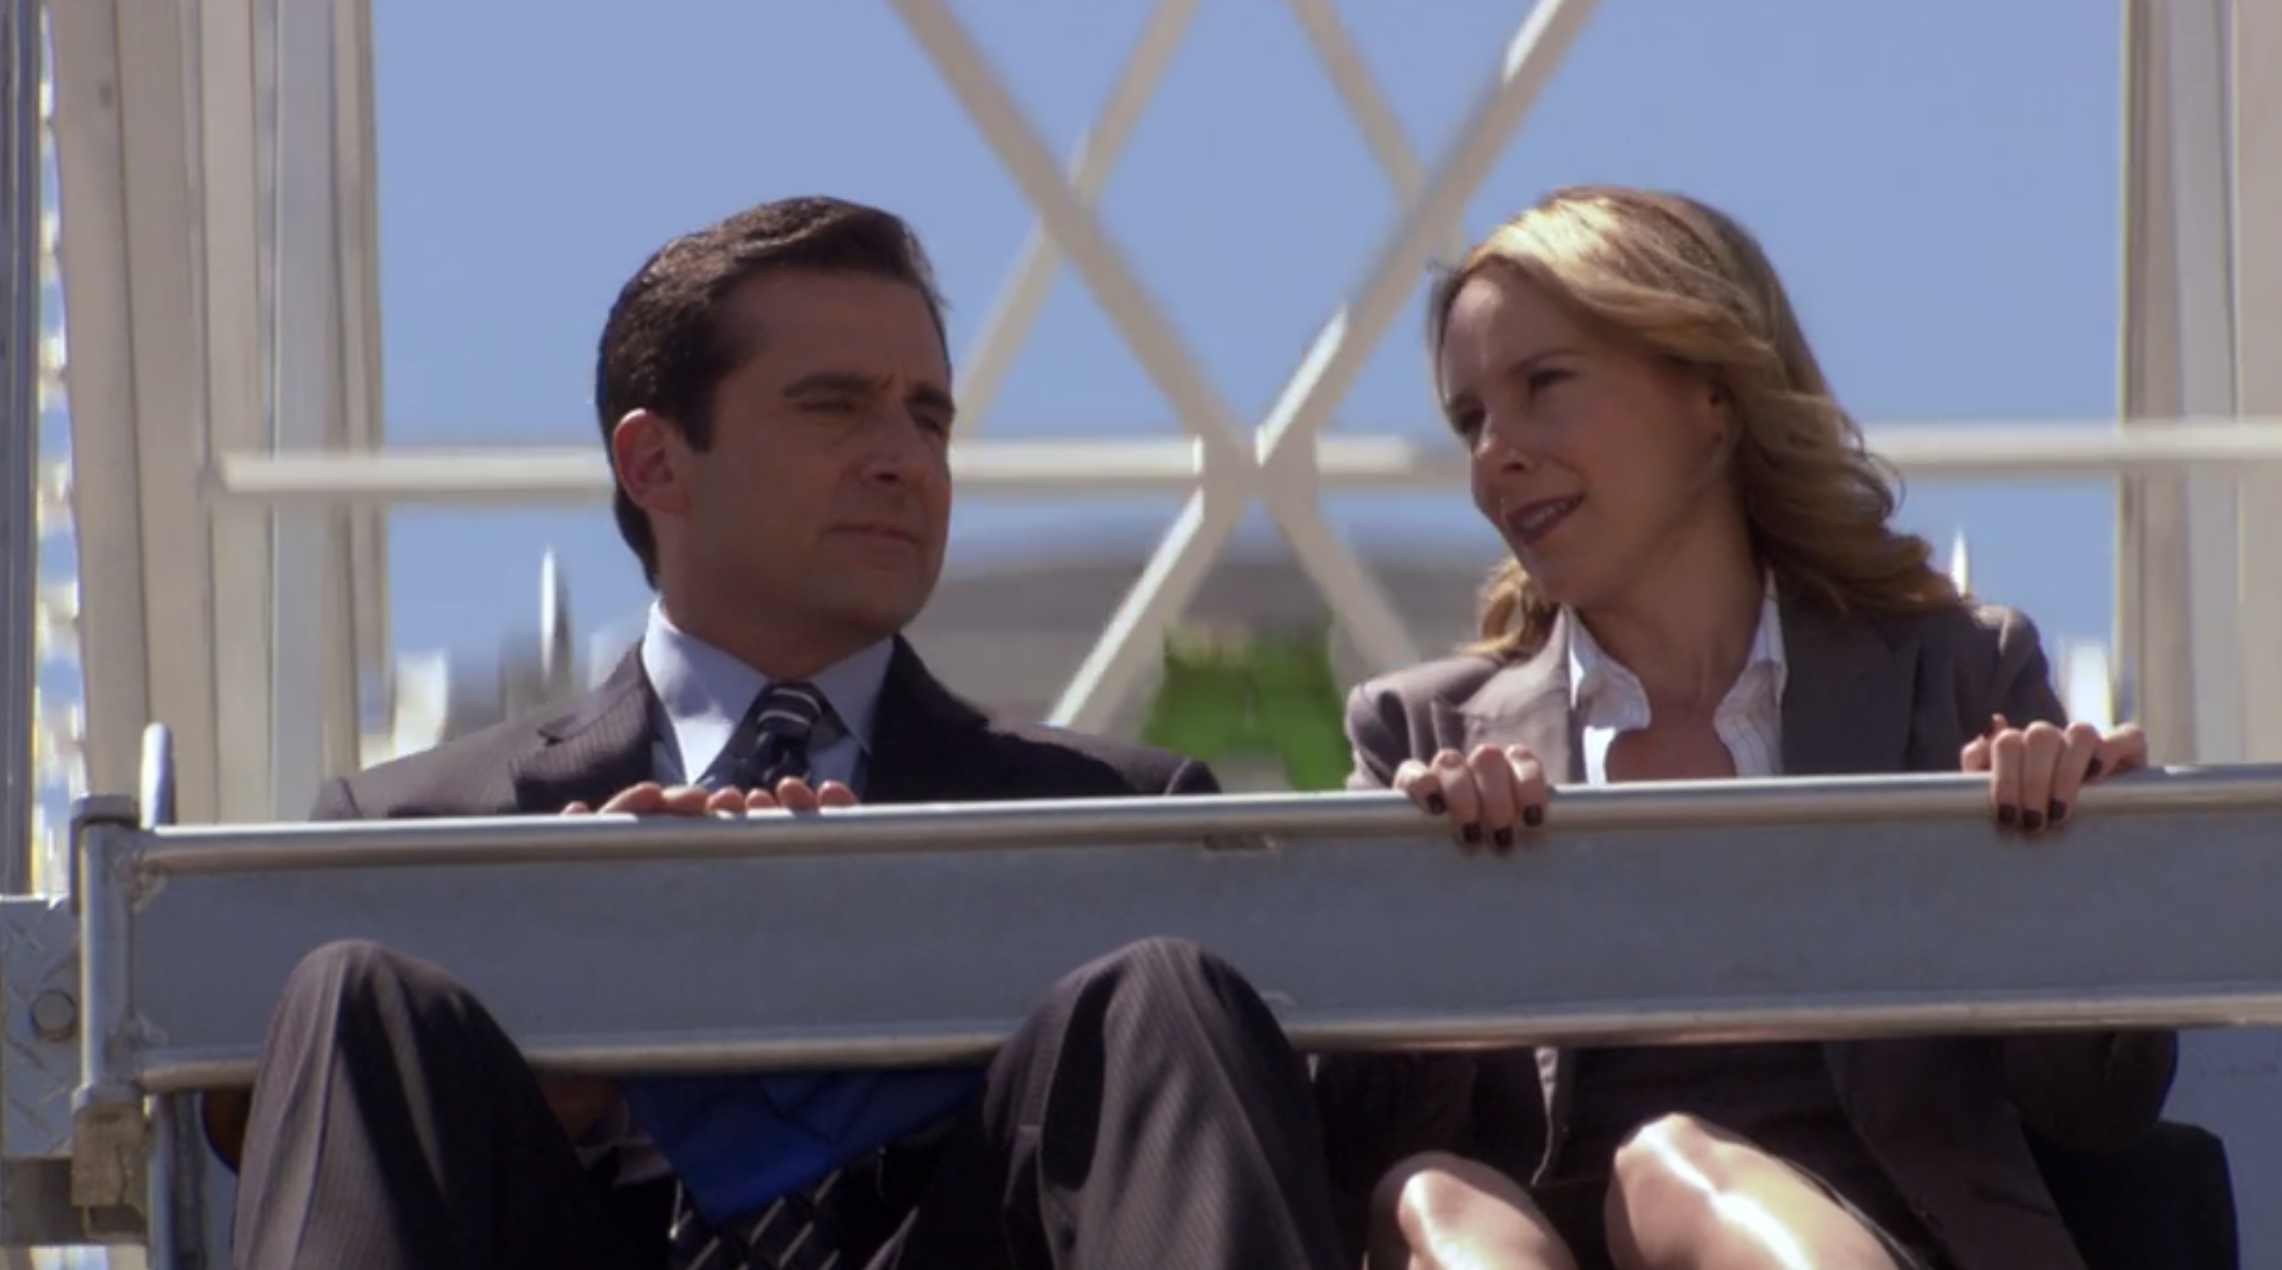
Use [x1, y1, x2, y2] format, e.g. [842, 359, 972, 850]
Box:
[11, 725, 2282, 1258]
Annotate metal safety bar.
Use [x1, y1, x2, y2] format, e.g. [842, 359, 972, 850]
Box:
[9, 730, 2282, 1249]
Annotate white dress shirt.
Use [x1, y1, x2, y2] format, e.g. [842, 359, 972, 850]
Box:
[1565, 579, 1789, 785]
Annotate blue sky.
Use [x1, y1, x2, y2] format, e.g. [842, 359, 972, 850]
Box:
[372, 0, 2118, 667]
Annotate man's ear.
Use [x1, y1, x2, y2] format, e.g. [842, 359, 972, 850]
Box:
[610, 410, 690, 517]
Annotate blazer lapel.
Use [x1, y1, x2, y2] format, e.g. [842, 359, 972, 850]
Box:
[1777, 597, 1920, 778]
[863, 638, 1011, 806]
[509, 650, 657, 813]
[1455, 612, 1581, 785]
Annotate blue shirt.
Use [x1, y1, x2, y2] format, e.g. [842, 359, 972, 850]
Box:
[617, 607, 986, 1222]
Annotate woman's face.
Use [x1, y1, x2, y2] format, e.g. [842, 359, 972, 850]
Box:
[1439, 269, 1734, 613]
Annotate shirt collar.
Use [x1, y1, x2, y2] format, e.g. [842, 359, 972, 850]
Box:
[639, 603, 893, 779]
[1564, 573, 1788, 722]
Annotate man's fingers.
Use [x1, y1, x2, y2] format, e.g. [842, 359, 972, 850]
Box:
[597, 782, 667, 814]
[770, 778, 823, 813]
[815, 781, 859, 808]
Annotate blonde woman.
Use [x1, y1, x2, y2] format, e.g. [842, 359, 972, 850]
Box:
[1325, 188, 2173, 1270]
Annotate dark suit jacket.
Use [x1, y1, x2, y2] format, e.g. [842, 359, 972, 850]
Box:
[312, 636, 1217, 821]
[1324, 598, 2178, 1270]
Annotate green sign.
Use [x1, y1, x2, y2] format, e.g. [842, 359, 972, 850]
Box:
[1137, 624, 1349, 792]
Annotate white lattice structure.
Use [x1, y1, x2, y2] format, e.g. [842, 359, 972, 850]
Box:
[11, 0, 2282, 1263]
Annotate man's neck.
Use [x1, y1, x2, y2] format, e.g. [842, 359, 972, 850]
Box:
[654, 594, 878, 683]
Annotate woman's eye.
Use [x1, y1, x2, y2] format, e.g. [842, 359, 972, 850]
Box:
[1526, 368, 1570, 394]
[1447, 410, 1483, 439]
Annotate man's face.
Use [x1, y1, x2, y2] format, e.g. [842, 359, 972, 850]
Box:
[619, 270, 955, 656]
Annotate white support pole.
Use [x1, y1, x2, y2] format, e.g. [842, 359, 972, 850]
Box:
[955, 0, 1201, 434]
[50, 0, 223, 819]
[2116, 0, 2198, 764]
[2160, 0, 2242, 763]
[2230, 0, 2282, 761]
[198, 0, 276, 824]
[269, 0, 365, 816]
[336, 0, 393, 770]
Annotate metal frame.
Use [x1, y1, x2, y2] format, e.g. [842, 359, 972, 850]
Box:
[2, 0, 42, 896]
[8, 749, 2278, 1254]
[35, 0, 2282, 802]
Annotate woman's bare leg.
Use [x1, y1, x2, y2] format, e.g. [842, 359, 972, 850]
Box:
[1369, 1152, 1581, 1270]
[1604, 1115, 1905, 1270]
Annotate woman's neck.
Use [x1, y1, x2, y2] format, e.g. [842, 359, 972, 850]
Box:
[1574, 526, 1765, 713]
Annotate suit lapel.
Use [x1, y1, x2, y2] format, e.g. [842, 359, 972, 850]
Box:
[1454, 612, 1581, 785]
[864, 638, 1010, 806]
[1777, 596, 1920, 778]
[509, 650, 657, 813]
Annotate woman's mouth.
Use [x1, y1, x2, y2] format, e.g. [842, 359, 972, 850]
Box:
[1504, 496, 1583, 546]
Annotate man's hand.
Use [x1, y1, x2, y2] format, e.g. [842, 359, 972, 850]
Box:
[562, 778, 859, 816]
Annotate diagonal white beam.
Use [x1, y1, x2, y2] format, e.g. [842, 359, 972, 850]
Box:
[888, 0, 1425, 730]
[887, 0, 1245, 464]
[957, 0, 1202, 434]
[1279, 0, 1425, 199]
[1050, 0, 1601, 730]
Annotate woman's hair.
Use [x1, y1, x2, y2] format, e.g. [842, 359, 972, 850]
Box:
[1433, 186, 1958, 659]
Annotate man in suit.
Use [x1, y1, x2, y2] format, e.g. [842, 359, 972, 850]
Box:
[211, 196, 1349, 1270]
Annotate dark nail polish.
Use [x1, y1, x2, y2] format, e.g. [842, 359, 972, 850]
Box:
[1997, 804, 2018, 827]
[1425, 793, 1447, 815]
[2021, 809, 2044, 832]
[1462, 822, 1482, 845]
[1523, 805, 1544, 828]
[2049, 799, 2068, 823]
[2086, 758, 2105, 780]
[1492, 826, 1514, 851]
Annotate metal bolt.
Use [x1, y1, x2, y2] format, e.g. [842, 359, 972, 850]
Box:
[29, 989, 76, 1042]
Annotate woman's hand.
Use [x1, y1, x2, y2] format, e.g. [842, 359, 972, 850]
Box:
[1960, 714, 2147, 833]
[1392, 744, 1549, 855]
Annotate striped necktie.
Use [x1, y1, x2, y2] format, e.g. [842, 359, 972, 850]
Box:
[705, 682, 830, 793]
[670, 679, 887, 1270]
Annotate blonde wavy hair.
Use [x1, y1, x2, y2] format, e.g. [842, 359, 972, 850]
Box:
[1437, 186, 1958, 659]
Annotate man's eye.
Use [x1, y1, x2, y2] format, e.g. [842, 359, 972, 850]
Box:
[801, 398, 857, 414]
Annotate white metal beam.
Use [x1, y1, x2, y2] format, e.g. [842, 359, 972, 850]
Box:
[2116, 0, 2198, 765]
[2158, 0, 2241, 763]
[2231, 0, 2282, 761]
[955, 0, 1201, 434]
[885, 0, 1431, 729]
[202, 419, 2282, 506]
[50, 0, 222, 819]
[196, 0, 275, 825]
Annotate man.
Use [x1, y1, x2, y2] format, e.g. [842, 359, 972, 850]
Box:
[210, 197, 1348, 1270]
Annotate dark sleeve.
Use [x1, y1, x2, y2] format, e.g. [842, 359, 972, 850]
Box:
[1164, 758, 1222, 797]
[1343, 683, 1410, 791]
[1980, 607, 2181, 1149]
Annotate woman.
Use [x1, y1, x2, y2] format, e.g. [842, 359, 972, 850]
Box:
[1324, 187, 2176, 1270]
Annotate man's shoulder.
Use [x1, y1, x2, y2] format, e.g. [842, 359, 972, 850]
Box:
[975, 716, 1217, 797]
[316, 711, 558, 821]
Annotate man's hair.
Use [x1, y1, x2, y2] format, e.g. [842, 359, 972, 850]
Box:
[593, 196, 948, 583]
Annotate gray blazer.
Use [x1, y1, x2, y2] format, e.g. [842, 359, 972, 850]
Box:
[1322, 597, 2178, 1270]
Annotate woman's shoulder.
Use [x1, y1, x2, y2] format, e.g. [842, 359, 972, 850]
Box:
[1867, 598, 2048, 667]
[1347, 652, 1513, 717]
